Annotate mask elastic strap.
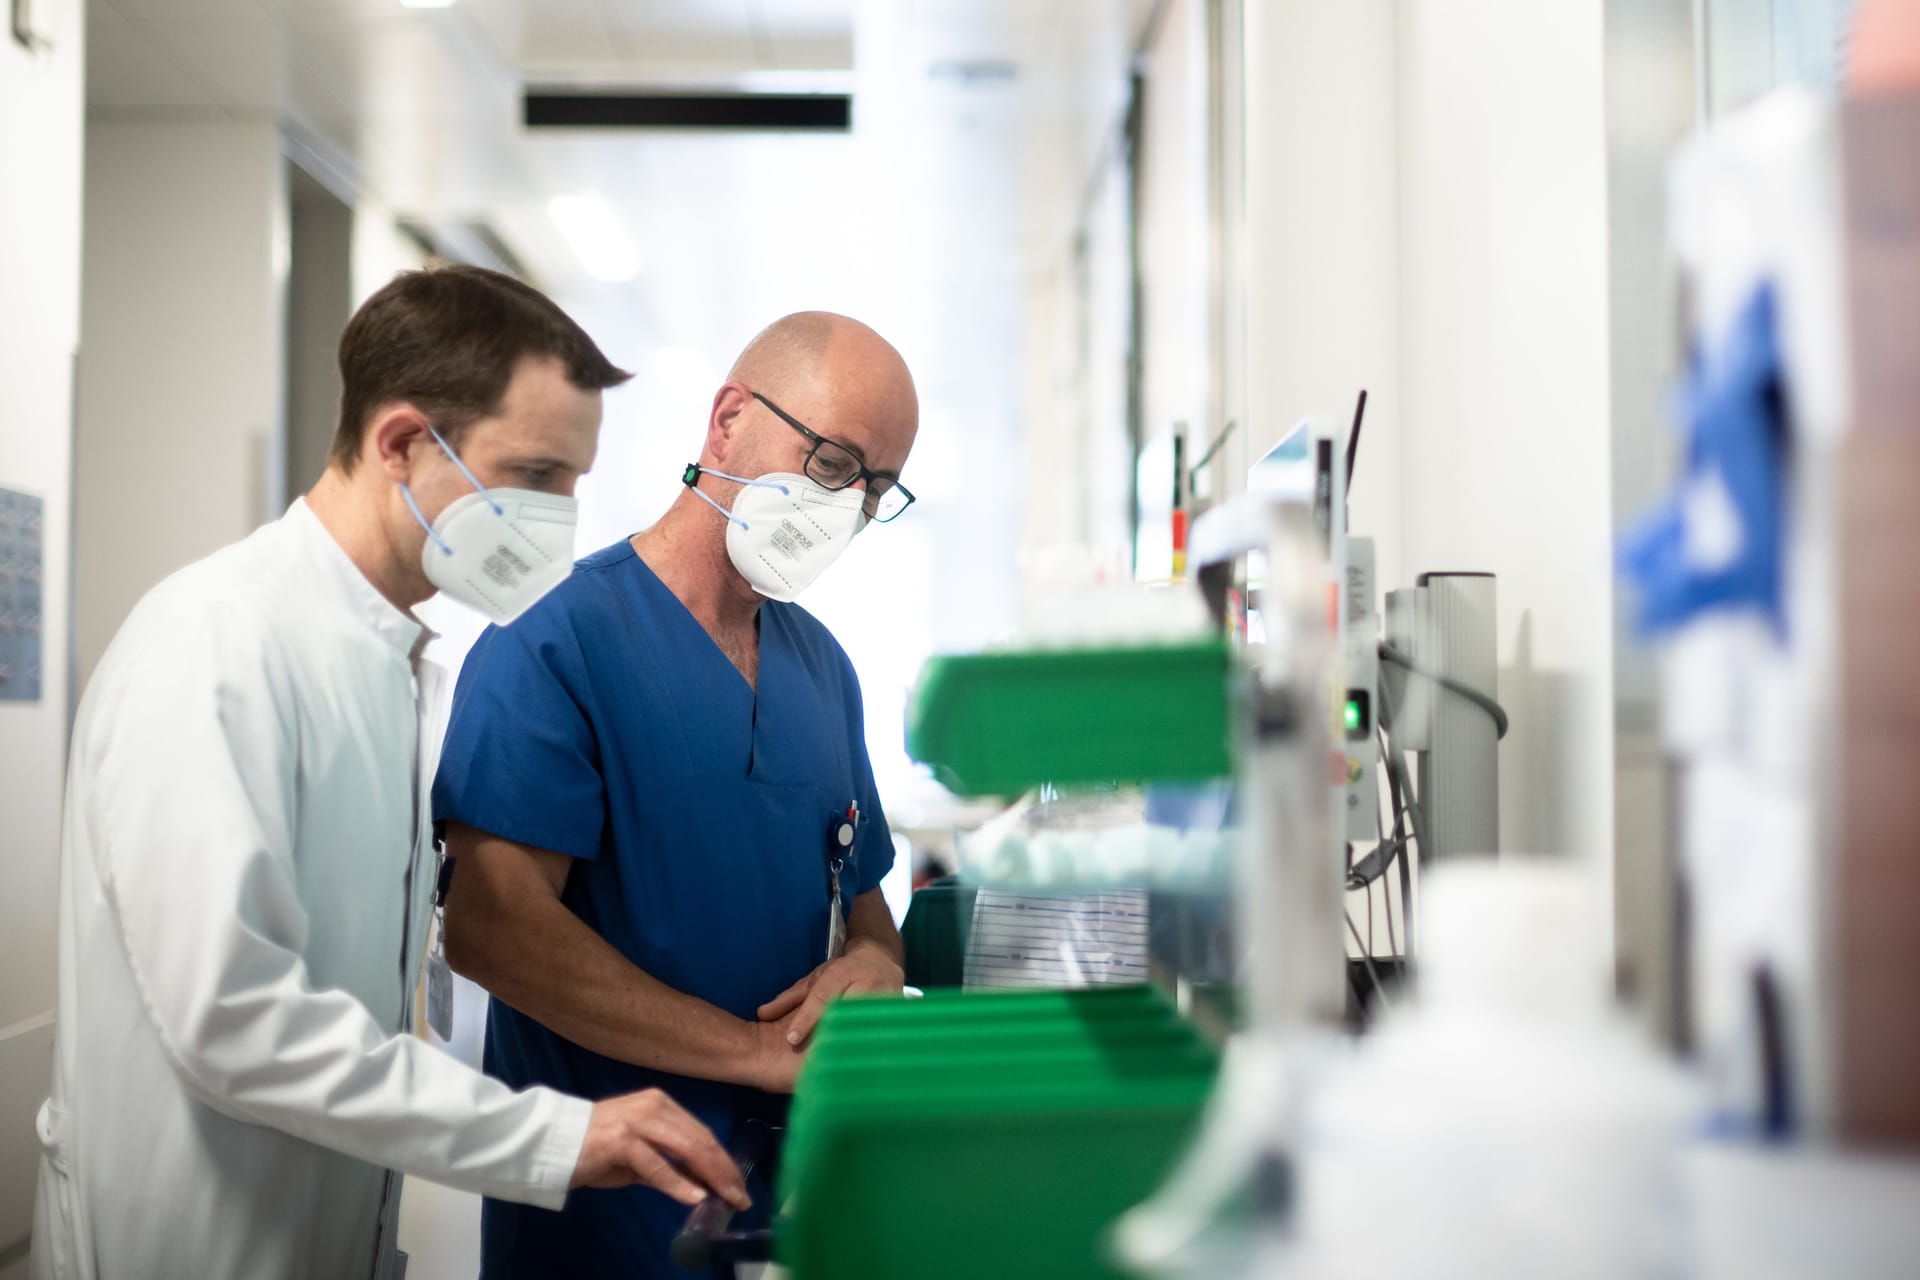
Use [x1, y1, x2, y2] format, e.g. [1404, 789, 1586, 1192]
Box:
[682, 463, 791, 533]
[430, 426, 504, 517]
[401, 482, 455, 557]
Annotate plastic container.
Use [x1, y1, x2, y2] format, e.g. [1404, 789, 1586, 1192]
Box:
[905, 642, 1233, 796]
[777, 986, 1219, 1280]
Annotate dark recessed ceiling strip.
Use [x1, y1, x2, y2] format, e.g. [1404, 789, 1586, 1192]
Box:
[523, 92, 852, 131]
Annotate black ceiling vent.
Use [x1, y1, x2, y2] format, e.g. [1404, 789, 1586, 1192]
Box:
[524, 91, 851, 132]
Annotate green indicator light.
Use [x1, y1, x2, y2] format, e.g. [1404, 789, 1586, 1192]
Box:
[1344, 699, 1362, 733]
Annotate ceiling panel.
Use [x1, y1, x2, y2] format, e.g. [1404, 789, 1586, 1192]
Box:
[519, 12, 630, 79]
[103, 0, 276, 23]
[748, 0, 852, 33]
[87, 4, 218, 108]
[600, 0, 757, 71]
[253, 0, 466, 19]
[762, 34, 853, 71]
[82, 0, 1149, 386]
[131, 11, 288, 110]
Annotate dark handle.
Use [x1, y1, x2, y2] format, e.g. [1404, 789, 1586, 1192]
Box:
[669, 1195, 733, 1271]
[671, 1119, 776, 1273]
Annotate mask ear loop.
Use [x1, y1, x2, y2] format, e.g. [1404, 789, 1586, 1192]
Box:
[402, 483, 455, 556]
[682, 463, 791, 533]
[429, 425, 504, 517]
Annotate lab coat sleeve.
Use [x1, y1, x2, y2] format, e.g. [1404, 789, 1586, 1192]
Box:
[85, 601, 591, 1209]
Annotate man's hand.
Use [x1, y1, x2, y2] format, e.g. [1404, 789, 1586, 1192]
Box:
[745, 1013, 808, 1094]
[571, 1088, 750, 1210]
[755, 942, 905, 1049]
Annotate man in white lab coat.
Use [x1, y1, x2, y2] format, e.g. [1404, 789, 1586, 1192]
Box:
[30, 265, 748, 1280]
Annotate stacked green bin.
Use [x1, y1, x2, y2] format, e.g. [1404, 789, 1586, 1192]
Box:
[904, 642, 1234, 796]
[776, 986, 1217, 1280]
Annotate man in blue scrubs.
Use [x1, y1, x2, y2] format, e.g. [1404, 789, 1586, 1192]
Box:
[433, 312, 917, 1277]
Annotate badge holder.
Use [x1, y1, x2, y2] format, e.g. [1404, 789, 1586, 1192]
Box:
[826, 803, 857, 963]
[424, 842, 457, 1042]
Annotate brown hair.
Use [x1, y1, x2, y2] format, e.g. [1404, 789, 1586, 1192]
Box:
[331, 264, 632, 471]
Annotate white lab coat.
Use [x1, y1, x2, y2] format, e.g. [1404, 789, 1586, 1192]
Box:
[31, 499, 592, 1280]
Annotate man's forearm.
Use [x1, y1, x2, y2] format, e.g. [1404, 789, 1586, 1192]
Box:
[845, 888, 904, 968]
[445, 848, 775, 1089]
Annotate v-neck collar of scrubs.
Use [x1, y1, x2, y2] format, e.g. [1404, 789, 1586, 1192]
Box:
[617, 541, 807, 784]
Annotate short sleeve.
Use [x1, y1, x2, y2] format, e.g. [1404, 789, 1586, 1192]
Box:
[432, 607, 607, 862]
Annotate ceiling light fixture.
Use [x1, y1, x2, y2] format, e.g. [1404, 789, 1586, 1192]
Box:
[399, 0, 457, 10]
[547, 193, 640, 284]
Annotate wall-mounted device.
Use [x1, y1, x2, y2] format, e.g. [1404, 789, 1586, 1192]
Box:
[1382, 573, 1501, 862]
[0, 486, 45, 702]
[1343, 537, 1381, 843]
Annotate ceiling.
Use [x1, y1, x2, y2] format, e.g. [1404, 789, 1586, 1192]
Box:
[81, 0, 1155, 506]
[85, 0, 1149, 296]
[82, 0, 1157, 815]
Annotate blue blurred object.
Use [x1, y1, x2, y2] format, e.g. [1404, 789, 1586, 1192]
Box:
[1144, 778, 1238, 832]
[1619, 284, 1791, 638]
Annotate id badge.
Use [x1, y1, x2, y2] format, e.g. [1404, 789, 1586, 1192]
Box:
[826, 805, 856, 964]
[425, 910, 454, 1042]
[826, 866, 847, 964]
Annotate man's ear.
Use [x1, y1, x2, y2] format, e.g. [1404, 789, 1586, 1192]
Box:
[369, 405, 435, 484]
[707, 383, 753, 468]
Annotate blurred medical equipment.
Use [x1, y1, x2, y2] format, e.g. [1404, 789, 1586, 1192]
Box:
[714, 392, 1512, 1278]
[1605, 44, 1920, 1272]
[1254, 862, 1693, 1280]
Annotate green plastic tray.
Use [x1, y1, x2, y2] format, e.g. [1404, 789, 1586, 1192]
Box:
[776, 988, 1216, 1280]
[904, 642, 1233, 795]
[822, 985, 1170, 1020]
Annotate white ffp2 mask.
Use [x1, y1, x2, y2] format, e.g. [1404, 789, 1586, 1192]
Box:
[683, 464, 867, 602]
[402, 429, 578, 625]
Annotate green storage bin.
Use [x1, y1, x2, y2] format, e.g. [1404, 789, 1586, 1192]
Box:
[816, 987, 1180, 1041]
[822, 984, 1170, 1021]
[904, 642, 1233, 796]
[776, 988, 1216, 1280]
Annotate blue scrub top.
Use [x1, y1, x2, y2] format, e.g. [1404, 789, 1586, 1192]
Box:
[432, 538, 893, 1279]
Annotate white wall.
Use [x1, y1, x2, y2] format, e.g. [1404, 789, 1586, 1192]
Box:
[1238, 1, 1617, 892]
[351, 193, 425, 310]
[0, 8, 86, 1275]
[74, 113, 287, 692]
[1395, 0, 1616, 873]
[1238, 0, 1405, 596]
[1136, 0, 1215, 507]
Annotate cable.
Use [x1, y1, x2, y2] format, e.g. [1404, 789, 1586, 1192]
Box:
[1346, 954, 1371, 1014]
[1376, 724, 1417, 957]
[1344, 389, 1368, 502]
[1397, 817, 1416, 958]
[1383, 859, 1398, 959]
[1376, 670, 1434, 867]
[1347, 834, 1413, 888]
[1345, 911, 1394, 1018]
[1378, 642, 1509, 740]
[1187, 418, 1238, 481]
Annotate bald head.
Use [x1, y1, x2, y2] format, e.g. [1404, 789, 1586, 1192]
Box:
[728, 312, 838, 389]
[730, 312, 917, 429]
[707, 311, 919, 500]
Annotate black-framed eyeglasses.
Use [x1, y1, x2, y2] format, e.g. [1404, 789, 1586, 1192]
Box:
[751, 391, 915, 523]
